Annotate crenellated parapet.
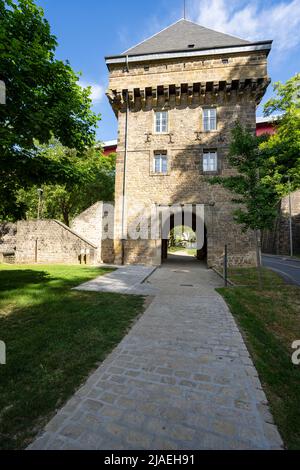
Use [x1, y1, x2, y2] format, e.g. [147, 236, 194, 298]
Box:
[106, 77, 270, 113]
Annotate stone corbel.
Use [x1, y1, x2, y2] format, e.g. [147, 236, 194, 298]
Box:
[238, 80, 245, 94]
[106, 89, 114, 101]
[140, 88, 146, 107]
[152, 87, 157, 107]
[175, 84, 181, 105]
[213, 81, 219, 96]
[128, 89, 134, 104]
[188, 84, 193, 104]
[251, 79, 257, 93]
[168, 132, 174, 144]
[195, 131, 202, 142]
[164, 85, 169, 104]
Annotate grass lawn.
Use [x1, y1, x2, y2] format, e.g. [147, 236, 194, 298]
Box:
[168, 246, 197, 256]
[217, 267, 300, 450]
[0, 264, 145, 450]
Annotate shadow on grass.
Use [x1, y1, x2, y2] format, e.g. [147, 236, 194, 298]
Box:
[0, 266, 145, 450]
[218, 267, 300, 450]
[0, 270, 51, 292]
[0, 266, 114, 313]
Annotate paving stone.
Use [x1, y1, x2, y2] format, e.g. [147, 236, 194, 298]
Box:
[108, 366, 125, 375]
[109, 375, 127, 384]
[61, 423, 83, 440]
[45, 414, 69, 433]
[179, 379, 197, 388]
[47, 436, 68, 450]
[152, 437, 179, 450]
[125, 430, 153, 449]
[122, 410, 146, 427]
[156, 367, 173, 376]
[28, 432, 53, 450]
[100, 392, 119, 404]
[125, 370, 140, 377]
[174, 370, 191, 379]
[211, 419, 239, 437]
[117, 396, 137, 410]
[82, 399, 104, 413]
[193, 373, 211, 382]
[263, 423, 284, 448]
[160, 376, 176, 385]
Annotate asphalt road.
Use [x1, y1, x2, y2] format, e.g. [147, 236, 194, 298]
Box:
[262, 254, 300, 286]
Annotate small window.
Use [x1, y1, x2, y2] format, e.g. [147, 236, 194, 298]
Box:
[203, 151, 217, 172]
[203, 108, 217, 131]
[153, 154, 168, 174]
[188, 44, 195, 48]
[222, 58, 229, 64]
[155, 111, 168, 133]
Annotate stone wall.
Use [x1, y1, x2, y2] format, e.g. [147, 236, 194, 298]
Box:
[101, 239, 115, 264]
[107, 49, 267, 267]
[71, 202, 103, 262]
[108, 52, 268, 92]
[0, 222, 17, 263]
[262, 191, 300, 255]
[15, 220, 97, 265]
[0, 203, 116, 266]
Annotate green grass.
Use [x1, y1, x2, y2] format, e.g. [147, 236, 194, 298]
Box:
[168, 246, 184, 253]
[0, 264, 145, 450]
[168, 246, 197, 256]
[217, 267, 300, 449]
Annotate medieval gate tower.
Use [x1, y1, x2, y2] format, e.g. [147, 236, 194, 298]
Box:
[105, 19, 272, 267]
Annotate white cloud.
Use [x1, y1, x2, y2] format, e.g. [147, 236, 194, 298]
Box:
[79, 80, 104, 103]
[191, 0, 300, 51]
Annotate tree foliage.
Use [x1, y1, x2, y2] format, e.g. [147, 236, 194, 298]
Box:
[0, 0, 100, 218]
[209, 124, 279, 233]
[209, 73, 300, 272]
[261, 73, 300, 193]
[16, 140, 116, 226]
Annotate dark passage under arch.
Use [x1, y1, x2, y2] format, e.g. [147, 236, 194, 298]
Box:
[161, 211, 207, 263]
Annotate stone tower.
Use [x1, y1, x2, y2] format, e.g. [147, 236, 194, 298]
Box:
[105, 19, 272, 267]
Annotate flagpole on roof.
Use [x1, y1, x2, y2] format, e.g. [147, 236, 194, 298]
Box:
[184, 0, 186, 19]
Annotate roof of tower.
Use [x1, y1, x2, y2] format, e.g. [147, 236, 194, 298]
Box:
[122, 19, 250, 56]
[105, 19, 272, 65]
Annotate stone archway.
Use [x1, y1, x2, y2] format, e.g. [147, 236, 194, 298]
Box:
[159, 205, 207, 263]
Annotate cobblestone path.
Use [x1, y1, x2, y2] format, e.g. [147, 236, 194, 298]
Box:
[29, 255, 283, 450]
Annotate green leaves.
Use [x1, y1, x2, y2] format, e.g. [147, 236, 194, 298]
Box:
[209, 73, 300, 236]
[0, 0, 100, 219]
[261, 76, 300, 194]
[209, 122, 279, 232]
[264, 73, 300, 115]
[16, 140, 116, 225]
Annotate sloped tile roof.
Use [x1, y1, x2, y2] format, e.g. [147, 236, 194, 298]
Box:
[122, 19, 250, 56]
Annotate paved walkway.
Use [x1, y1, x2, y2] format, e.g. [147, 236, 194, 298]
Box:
[29, 255, 283, 450]
[74, 265, 158, 295]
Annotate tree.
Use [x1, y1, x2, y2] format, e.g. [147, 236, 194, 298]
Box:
[0, 0, 99, 218]
[209, 123, 279, 287]
[16, 140, 116, 226]
[261, 73, 300, 194]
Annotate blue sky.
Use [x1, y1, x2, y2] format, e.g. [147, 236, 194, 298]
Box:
[37, 0, 300, 142]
